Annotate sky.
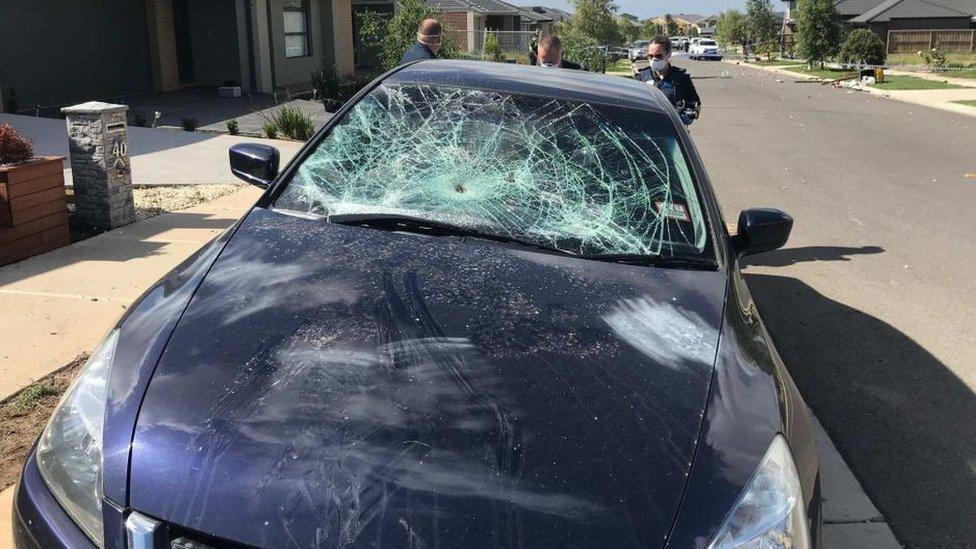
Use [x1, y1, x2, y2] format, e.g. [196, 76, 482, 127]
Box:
[508, 0, 756, 19]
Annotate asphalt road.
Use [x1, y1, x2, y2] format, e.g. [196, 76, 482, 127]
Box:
[679, 57, 976, 547]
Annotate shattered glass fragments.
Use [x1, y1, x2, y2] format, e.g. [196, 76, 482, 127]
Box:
[276, 84, 707, 256]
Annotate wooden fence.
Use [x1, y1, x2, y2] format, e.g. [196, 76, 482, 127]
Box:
[887, 30, 976, 54]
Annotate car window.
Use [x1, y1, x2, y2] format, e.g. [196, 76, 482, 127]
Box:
[275, 83, 711, 259]
[701, 40, 717, 46]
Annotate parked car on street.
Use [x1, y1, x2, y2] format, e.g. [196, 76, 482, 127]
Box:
[13, 60, 820, 549]
[628, 40, 650, 60]
[690, 38, 723, 60]
[672, 36, 689, 51]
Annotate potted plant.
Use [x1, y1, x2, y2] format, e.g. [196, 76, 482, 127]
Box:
[0, 123, 70, 265]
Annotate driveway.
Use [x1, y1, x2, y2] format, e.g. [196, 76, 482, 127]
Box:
[686, 57, 976, 548]
[0, 113, 304, 186]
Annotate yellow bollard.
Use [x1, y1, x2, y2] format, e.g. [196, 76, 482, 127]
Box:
[874, 67, 885, 84]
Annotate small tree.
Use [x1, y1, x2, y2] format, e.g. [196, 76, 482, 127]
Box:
[482, 32, 505, 62]
[716, 10, 748, 52]
[358, 0, 460, 71]
[746, 0, 779, 59]
[664, 14, 679, 36]
[839, 29, 886, 66]
[795, 0, 841, 68]
[568, 0, 622, 46]
[558, 24, 607, 71]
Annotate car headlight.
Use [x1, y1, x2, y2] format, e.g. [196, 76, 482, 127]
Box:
[36, 329, 118, 546]
[708, 435, 811, 549]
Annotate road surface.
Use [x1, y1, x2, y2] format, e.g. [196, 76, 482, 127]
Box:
[683, 57, 976, 548]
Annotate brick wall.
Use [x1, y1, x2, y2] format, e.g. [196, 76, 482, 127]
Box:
[144, 0, 180, 91]
[440, 12, 470, 51]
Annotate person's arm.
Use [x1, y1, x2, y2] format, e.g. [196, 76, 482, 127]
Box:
[683, 72, 701, 106]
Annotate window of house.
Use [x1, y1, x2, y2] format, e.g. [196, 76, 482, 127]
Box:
[283, 0, 310, 58]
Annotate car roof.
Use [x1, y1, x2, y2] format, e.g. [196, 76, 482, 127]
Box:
[390, 60, 670, 113]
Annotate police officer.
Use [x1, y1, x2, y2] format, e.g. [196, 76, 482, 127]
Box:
[535, 35, 582, 70]
[635, 35, 701, 124]
[401, 19, 442, 64]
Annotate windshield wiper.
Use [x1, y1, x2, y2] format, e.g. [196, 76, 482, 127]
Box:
[581, 253, 718, 270]
[327, 213, 578, 257]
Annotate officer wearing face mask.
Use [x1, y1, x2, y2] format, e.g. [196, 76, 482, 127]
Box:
[535, 35, 581, 70]
[635, 35, 700, 124]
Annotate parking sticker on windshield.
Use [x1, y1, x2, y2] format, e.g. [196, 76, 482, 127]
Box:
[656, 201, 690, 222]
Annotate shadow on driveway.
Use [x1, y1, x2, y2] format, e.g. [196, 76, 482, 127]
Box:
[747, 245, 885, 267]
[744, 272, 976, 548]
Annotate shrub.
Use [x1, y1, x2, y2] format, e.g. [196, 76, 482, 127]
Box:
[357, 0, 461, 71]
[226, 119, 240, 135]
[918, 48, 948, 69]
[266, 106, 314, 141]
[181, 118, 198, 132]
[839, 29, 886, 66]
[483, 32, 505, 62]
[263, 122, 279, 139]
[0, 123, 35, 165]
[558, 27, 607, 72]
[311, 64, 343, 103]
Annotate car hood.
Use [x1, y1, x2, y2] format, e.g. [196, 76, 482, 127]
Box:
[129, 207, 727, 548]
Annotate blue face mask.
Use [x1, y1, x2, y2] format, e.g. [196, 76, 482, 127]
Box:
[650, 57, 668, 72]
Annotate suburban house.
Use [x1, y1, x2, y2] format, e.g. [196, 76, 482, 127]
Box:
[426, 0, 530, 53]
[516, 6, 557, 37]
[649, 14, 704, 34]
[780, 0, 976, 53]
[0, 0, 357, 114]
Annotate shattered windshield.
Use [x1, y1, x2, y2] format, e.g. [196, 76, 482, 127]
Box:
[275, 83, 710, 258]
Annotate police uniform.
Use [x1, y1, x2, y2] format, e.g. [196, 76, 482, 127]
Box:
[401, 42, 437, 64]
[635, 65, 701, 109]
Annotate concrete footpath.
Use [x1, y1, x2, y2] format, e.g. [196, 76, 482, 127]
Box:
[0, 113, 303, 186]
[0, 186, 264, 399]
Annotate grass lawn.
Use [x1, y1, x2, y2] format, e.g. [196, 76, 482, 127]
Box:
[945, 69, 976, 79]
[869, 75, 967, 90]
[781, 66, 857, 80]
[605, 59, 634, 76]
[952, 100, 976, 108]
[888, 52, 976, 68]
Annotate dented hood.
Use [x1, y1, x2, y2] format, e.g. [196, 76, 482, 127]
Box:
[129, 207, 727, 548]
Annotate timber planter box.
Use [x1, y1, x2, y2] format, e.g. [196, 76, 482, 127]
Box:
[0, 156, 70, 266]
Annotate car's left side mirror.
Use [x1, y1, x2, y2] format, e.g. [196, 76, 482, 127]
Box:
[229, 143, 279, 188]
[733, 208, 793, 257]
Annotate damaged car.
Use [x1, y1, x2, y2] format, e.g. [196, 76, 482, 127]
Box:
[13, 60, 820, 548]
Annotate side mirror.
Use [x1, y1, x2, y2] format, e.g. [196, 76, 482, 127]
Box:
[229, 143, 279, 188]
[734, 208, 793, 257]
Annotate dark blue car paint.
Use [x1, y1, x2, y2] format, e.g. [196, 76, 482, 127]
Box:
[14, 60, 819, 548]
[128, 207, 727, 547]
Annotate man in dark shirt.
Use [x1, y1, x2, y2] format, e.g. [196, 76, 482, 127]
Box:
[635, 35, 701, 124]
[401, 18, 442, 64]
[535, 35, 582, 70]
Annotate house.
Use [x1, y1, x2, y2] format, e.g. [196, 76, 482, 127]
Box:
[649, 13, 705, 34]
[516, 6, 557, 36]
[849, 0, 976, 32]
[780, 0, 976, 53]
[426, 0, 528, 53]
[0, 0, 357, 114]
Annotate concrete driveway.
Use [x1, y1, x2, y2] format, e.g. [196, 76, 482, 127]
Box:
[686, 57, 976, 548]
[0, 113, 303, 186]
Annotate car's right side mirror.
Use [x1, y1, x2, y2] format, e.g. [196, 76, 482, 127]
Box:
[733, 208, 793, 257]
